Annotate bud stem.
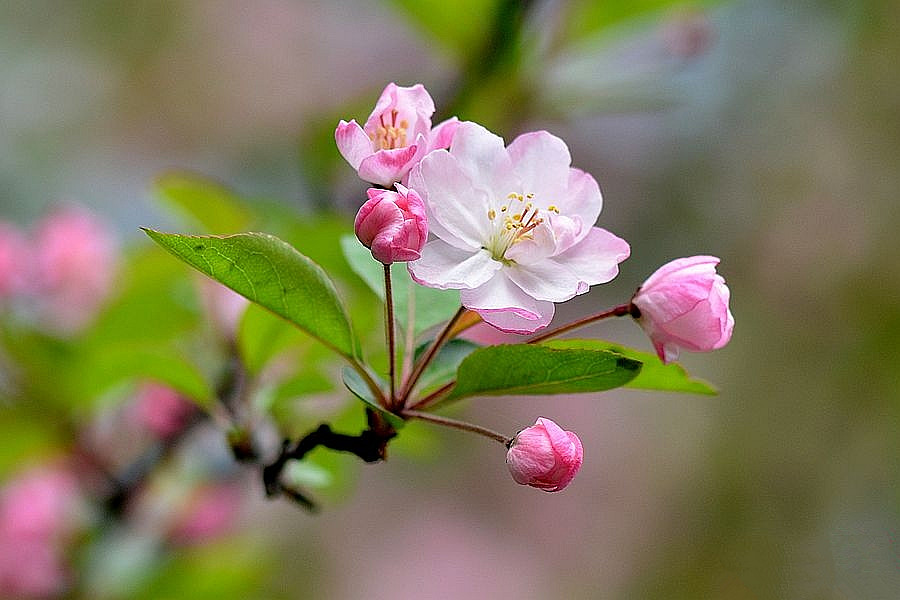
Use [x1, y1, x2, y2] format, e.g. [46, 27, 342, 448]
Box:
[401, 409, 511, 446]
[399, 306, 466, 406]
[527, 302, 634, 344]
[384, 265, 397, 408]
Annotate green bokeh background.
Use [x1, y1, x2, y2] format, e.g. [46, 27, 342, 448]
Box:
[2, 1, 898, 598]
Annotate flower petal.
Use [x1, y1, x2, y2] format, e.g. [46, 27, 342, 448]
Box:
[449, 122, 519, 197]
[411, 150, 492, 250]
[460, 272, 554, 333]
[504, 260, 583, 303]
[358, 145, 420, 187]
[507, 131, 572, 203]
[551, 227, 631, 286]
[640, 255, 720, 293]
[335, 120, 373, 171]
[426, 117, 460, 152]
[563, 168, 603, 235]
[408, 241, 499, 290]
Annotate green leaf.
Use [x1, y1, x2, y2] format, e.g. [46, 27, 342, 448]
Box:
[543, 339, 718, 395]
[341, 367, 405, 430]
[416, 339, 481, 394]
[154, 172, 253, 233]
[340, 235, 460, 337]
[445, 344, 641, 402]
[144, 230, 359, 359]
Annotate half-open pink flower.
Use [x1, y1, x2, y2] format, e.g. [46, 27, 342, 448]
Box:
[631, 255, 734, 363]
[407, 121, 630, 333]
[335, 83, 459, 187]
[506, 417, 583, 492]
[355, 184, 428, 264]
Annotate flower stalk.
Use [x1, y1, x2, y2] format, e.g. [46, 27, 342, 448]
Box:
[401, 409, 511, 446]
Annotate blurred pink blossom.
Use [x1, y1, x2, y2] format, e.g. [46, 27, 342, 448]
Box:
[506, 417, 583, 492]
[0, 466, 81, 599]
[131, 383, 195, 439]
[0, 222, 30, 302]
[631, 255, 734, 363]
[197, 277, 249, 339]
[33, 205, 118, 333]
[354, 184, 427, 264]
[169, 483, 241, 545]
[335, 82, 458, 187]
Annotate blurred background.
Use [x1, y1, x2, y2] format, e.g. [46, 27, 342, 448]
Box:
[1, 0, 899, 598]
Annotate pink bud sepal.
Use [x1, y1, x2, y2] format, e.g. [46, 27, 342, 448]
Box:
[506, 417, 583, 492]
[354, 184, 428, 265]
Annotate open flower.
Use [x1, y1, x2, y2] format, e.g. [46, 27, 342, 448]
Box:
[355, 184, 428, 264]
[335, 83, 459, 187]
[506, 418, 583, 492]
[631, 255, 734, 363]
[407, 122, 630, 333]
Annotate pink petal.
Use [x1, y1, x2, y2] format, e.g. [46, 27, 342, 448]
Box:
[426, 117, 460, 152]
[408, 241, 499, 290]
[505, 260, 584, 303]
[335, 120, 373, 170]
[358, 145, 420, 187]
[640, 255, 720, 293]
[460, 273, 554, 333]
[507, 131, 572, 203]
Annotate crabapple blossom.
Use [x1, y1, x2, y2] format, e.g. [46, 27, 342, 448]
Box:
[131, 383, 196, 439]
[33, 205, 118, 333]
[407, 121, 630, 333]
[506, 417, 583, 492]
[354, 184, 428, 264]
[335, 83, 459, 187]
[631, 255, 734, 363]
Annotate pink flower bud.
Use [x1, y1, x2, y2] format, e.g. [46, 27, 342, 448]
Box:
[506, 417, 583, 492]
[631, 255, 734, 364]
[354, 184, 428, 264]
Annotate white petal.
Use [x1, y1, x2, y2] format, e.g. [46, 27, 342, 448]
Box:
[408, 242, 499, 290]
[505, 261, 583, 303]
[553, 227, 630, 286]
[507, 131, 572, 203]
[411, 150, 491, 250]
[563, 168, 603, 233]
[449, 122, 519, 197]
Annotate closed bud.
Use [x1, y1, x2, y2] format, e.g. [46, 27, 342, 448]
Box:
[354, 184, 427, 264]
[506, 417, 583, 492]
[631, 255, 734, 364]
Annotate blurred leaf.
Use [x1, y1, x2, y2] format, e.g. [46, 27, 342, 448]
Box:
[388, 0, 497, 58]
[76, 343, 214, 407]
[144, 230, 360, 359]
[341, 367, 404, 430]
[444, 343, 641, 402]
[544, 339, 718, 395]
[86, 245, 199, 348]
[154, 172, 253, 233]
[134, 543, 268, 600]
[416, 338, 481, 394]
[340, 235, 460, 337]
[237, 303, 308, 375]
[564, 0, 720, 41]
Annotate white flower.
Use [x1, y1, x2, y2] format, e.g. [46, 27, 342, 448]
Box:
[408, 122, 630, 333]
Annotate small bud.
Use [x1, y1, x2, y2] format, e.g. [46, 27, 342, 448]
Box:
[631, 255, 734, 364]
[354, 184, 427, 264]
[506, 417, 583, 492]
